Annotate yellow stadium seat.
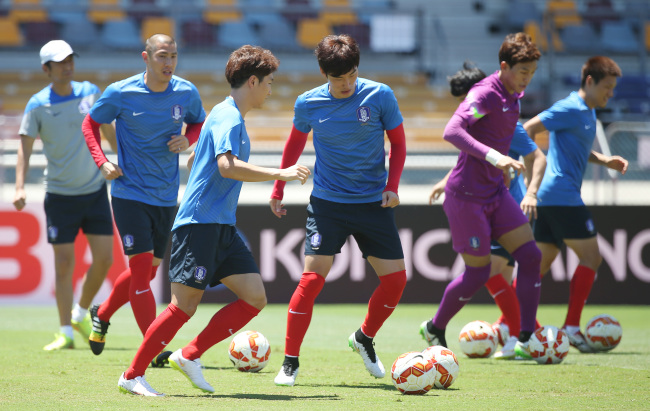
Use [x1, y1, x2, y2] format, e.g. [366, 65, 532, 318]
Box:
[203, 0, 241, 24]
[646, 21, 650, 52]
[0, 17, 24, 46]
[297, 19, 332, 49]
[141, 17, 175, 42]
[88, 0, 126, 23]
[524, 20, 547, 51]
[323, 0, 350, 7]
[320, 10, 357, 25]
[9, 0, 48, 23]
[546, 0, 581, 29]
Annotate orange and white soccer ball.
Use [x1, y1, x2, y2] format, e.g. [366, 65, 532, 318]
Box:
[585, 314, 622, 351]
[458, 320, 499, 358]
[228, 330, 271, 372]
[421, 345, 460, 389]
[528, 326, 570, 364]
[390, 351, 436, 395]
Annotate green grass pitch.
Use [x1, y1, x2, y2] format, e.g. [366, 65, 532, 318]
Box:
[1, 304, 649, 409]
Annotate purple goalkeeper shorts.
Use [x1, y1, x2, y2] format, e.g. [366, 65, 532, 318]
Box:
[443, 189, 528, 256]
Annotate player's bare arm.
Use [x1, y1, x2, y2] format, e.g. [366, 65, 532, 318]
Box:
[13, 134, 35, 211]
[99, 161, 124, 180]
[522, 116, 546, 142]
[589, 151, 628, 175]
[218, 151, 310, 183]
[99, 123, 117, 153]
[167, 134, 190, 153]
[520, 147, 546, 220]
[429, 170, 453, 204]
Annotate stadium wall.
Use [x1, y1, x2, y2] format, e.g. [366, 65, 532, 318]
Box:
[1, 204, 647, 305]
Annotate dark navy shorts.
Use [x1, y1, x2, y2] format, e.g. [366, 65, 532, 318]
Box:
[111, 196, 176, 258]
[533, 205, 597, 247]
[43, 185, 113, 244]
[169, 223, 260, 290]
[304, 195, 404, 259]
[490, 240, 515, 267]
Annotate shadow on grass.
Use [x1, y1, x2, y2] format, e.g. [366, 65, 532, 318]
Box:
[168, 393, 343, 401]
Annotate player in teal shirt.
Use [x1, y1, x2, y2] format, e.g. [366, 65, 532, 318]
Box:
[524, 56, 628, 353]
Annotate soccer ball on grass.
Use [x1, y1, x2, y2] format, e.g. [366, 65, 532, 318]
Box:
[228, 330, 271, 372]
[458, 320, 499, 358]
[528, 325, 570, 364]
[390, 352, 436, 395]
[585, 314, 622, 352]
[421, 345, 460, 389]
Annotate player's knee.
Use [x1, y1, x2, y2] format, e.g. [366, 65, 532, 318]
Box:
[383, 269, 407, 292]
[514, 241, 542, 268]
[244, 292, 267, 311]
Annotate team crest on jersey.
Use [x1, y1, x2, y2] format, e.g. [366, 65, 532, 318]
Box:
[194, 266, 207, 283]
[585, 218, 596, 234]
[78, 96, 93, 115]
[356, 106, 371, 123]
[469, 236, 480, 250]
[171, 104, 183, 122]
[48, 226, 58, 241]
[310, 233, 322, 250]
[123, 234, 134, 249]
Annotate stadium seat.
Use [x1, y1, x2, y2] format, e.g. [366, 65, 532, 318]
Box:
[88, 0, 126, 23]
[282, 0, 318, 25]
[355, 0, 393, 25]
[601, 21, 640, 54]
[320, 10, 357, 26]
[334, 23, 369, 48]
[258, 19, 300, 51]
[100, 18, 143, 49]
[128, 0, 164, 22]
[506, 0, 541, 31]
[546, 0, 581, 29]
[647, 21, 650, 52]
[204, 0, 242, 24]
[297, 19, 331, 49]
[583, 0, 619, 29]
[0, 17, 24, 47]
[560, 23, 602, 53]
[48, 0, 88, 24]
[61, 18, 100, 48]
[23, 21, 60, 45]
[8, 0, 48, 23]
[217, 21, 260, 49]
[141, 16, 175, 42]
[181, 19, 216, 48]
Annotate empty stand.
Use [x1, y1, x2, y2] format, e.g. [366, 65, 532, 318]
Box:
[181, 19, 216, 48]
[203, 0, 242, 25]
[0, 17, 24, 47]
[141, 16, 175, 42]
[297, 19, 332, 49]
[546, 0, 581, 29]
[601, 21, 640, 53]
[23, 21, 60, 45]
[8, 0, 48, 23]
[560, 23, 601, 53]
[87, 0, 126, 23]
[217, 20, 260, 49]
[100, 18, 143, 49]
[60, 18, 100, 48]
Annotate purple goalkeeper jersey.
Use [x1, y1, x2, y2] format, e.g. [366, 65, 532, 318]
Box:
[444, 71, 523, 203]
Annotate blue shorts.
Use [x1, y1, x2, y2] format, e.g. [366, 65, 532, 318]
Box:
[491, 240, 515, 267]
[43, 185, 113, 244]
[443, 189, 528, 256]
[304, 195, 404, 259]
[534, 205, 597, 247]
[111, 196, 176, 258]
[169, 223, 260, 290]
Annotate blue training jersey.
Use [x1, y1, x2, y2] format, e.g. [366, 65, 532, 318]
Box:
[293, 77, 403, 203]
[89, 72, 206, 206]
[508, 121, 538, 204]
[173, 97, 248, 229]
[536, 91, 596, 206]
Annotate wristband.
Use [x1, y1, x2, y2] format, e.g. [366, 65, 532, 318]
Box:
[525, 192, 537, 199]
[485, 148, 505, 166]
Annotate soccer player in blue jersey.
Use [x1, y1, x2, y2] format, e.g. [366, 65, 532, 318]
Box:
[427, 62, 546, 359]
[117, 45, 310, 396]
[14, 40, 115, 351]
[270, 34, 407, 386]
[523, 56, 627, 353]
[81, 34, 206, 359]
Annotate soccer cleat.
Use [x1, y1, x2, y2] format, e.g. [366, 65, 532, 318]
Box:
[71, 312, 92, 342]
[494, 336, 518, 359]
[43, 333, 74, 351]
[88, 304, 110, 355]
[419, 320, 447, 348]
[514, 340, 532, 360]
[562, 328, 594, 353]
[169, 349, 215, 393]
[118, 373, 164, 397]
[274, 358, 299, 386]
[348, 331, 385, 378]
[151, 350, 173, 368]
[492, 321, 510, 347]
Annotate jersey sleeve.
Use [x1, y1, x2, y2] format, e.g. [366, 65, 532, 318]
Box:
[537, 100, 576, 132]
[214, 122, 243, 158]
[455, 86, 493, 128]
[19, 96, 40, 138]
[379, 84, 403, 131]
[509, 121, 537, 158]
[88, 83, 122, 124]
[292, 94, 312, 134]
[183, 84, 207, 124]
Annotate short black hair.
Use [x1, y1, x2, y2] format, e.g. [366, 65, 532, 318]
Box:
[448, 61, 486, 97]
